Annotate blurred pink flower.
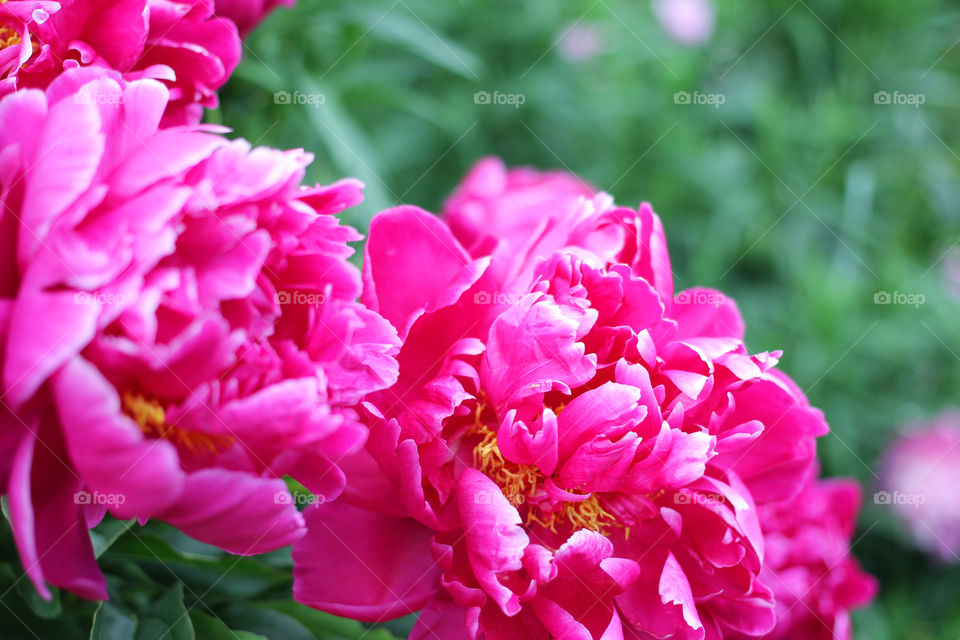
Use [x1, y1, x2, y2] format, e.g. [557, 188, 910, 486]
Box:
[943, 247, 960, 303]
[291, 159, 855, 639]
[880, 410, 960, 562]
[0, 68, 398, 600]
[0, 0, 240, 124]
[652, 0, 715, 46]
[555, 23, 604, 63]
[214, 0, 294, 36]
[758, 477, 877, 640]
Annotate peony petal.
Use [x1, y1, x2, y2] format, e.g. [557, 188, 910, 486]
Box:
[157, 469, 304, 555]
[481, 294, 597, 414]
[362, 206, 489, 338]
[18, 97, 103, 264]
[293, 500, 440, 621]
[3, 290, 99, 409]
[673, 287, 744, 341]
[411, 594, 475, 640]
[51, 357, 184, 518]
[556, 382, 645, 461]
[457, 469, 530, 617]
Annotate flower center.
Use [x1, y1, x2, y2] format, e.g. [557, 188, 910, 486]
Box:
[122, 391, 234, 454]
[0, 25, 21, 51]
[470, 403, 621, 536]
[473, 423, 542, 503]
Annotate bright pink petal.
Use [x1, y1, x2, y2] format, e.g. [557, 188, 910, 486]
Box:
[51, 357, 184, 518]
[673, 287, 744, 340]
[293, 500, 440, 621]
[157, 469, 304, 554]
[457, 469, 530, 616]
[362, 205, 489, 338]
[3, 291, 99, 409]
[481, 294, 597, 413]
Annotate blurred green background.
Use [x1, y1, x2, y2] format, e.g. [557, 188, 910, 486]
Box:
[221, 0, 960, 636]
[2, 0, 957, 637]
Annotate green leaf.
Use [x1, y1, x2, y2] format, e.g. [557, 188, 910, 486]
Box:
[219, 604, 316, 640]
[366, 9, 483, 79]
[15, 579, 61, 619]
[299, 80, 395, 226]
[135, 619, 172, 640]
[135, 583, 194, 640]
[92, 518, 135, 558]
[90, 602, 138, 640]
[106, 532, 289, 599]
[189, 612, 267, 640]
[255, 600, 400, 639]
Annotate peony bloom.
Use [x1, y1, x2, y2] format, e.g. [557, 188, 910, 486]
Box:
[0, 68, 398, 600]
[292, 159, 867, 639]
[652, 0, 716, 47]
[0, 0, 240, 124]
[879, 409, 960, 561]
[757, 477, 877, 640]
[213, 0, 294, 36]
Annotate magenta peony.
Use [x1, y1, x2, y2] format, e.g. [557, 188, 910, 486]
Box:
[213, 0, 294, 36]
[880, 409, 960, 562]
[0, 0, 240, 124]
[0, 67, 398, 600]
[757, 476, 877, 639]
[292, 159, 871, 638]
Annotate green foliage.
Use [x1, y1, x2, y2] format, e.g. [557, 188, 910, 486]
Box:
[0, 516, 406, 638]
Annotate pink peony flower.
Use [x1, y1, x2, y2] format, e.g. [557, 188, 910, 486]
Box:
[0, 0, 240, 124]
[652, 0, 716, 46]
[880, 409, 960, 561]
[291, 159, 862, 639]
[756, 476, 877, 640]
[0, 67, 398, 600]
[213, 0, 294, 37]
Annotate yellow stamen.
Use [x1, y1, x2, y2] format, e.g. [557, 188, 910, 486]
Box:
[473, 422, 542, 507]
[0, 25, 21, 51]
[471, 401, 622, 536]
[122, 391, 234, 455]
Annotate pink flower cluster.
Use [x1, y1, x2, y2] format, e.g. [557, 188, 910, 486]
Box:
[0, 66, 398, 598]
[291, 158, 876, 639]
[0, 0, 287, 123]
[0, 2, 876, 637]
